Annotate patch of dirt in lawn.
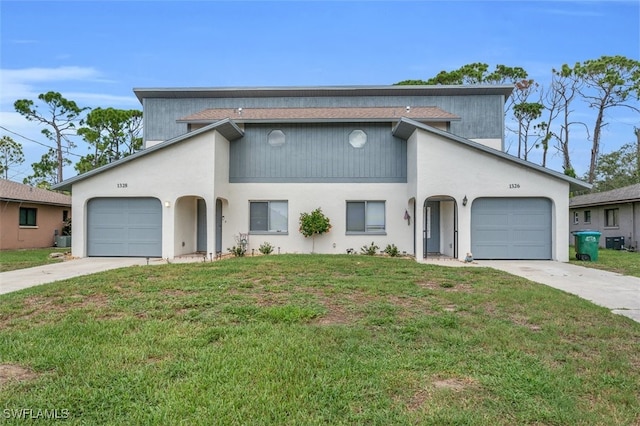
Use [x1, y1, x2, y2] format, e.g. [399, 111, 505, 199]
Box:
[307, 289, 369, 325]
[510, 314, 543, 332]
[405, 376, 479, 412]
[0, 294, 112, 327]
[0, 364, 39, 386]
[415, 280, 473, 292]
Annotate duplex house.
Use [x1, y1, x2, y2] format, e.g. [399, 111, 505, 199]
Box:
[53, 85, 589, 261]
[569, 183, 640, 250]
[1, 179, 71, 250]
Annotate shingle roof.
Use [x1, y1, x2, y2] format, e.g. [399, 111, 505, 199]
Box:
[178, 106, 460, 123]
[570, 183, 640, 207]
[0, 179, 72, 206]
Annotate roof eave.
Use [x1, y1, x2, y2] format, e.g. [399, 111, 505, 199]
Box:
[177, 117, 461, 124]
[0, 198, 71, 206]
[570, 198, 640, 208]
[134, 84, 515, 104]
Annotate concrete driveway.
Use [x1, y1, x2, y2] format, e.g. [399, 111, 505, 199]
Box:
[475, 260, 640, 323]
[0, 258, 152, 295]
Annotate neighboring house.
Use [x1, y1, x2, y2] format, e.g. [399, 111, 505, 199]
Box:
[53, 85, 590, 262]
[0, 179, 71, 250]
[569, 183, 640, 250]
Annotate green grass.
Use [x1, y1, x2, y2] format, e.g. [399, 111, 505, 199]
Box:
[1, 255, 639, 425]
[569, 246, 640, 278]
[0, 248, 68, 272]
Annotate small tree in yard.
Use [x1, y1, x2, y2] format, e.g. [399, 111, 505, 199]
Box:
[299, 208, 331, 253]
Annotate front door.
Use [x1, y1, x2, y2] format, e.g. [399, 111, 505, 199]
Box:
[197, 199, 207, 252]
[425, 201, 440, 254]
[216, 199, 223, 254]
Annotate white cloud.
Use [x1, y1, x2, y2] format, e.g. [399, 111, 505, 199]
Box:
[64, 92, 140, 107]
[0, 65, 137, 110]
[0, 66, 100, 106]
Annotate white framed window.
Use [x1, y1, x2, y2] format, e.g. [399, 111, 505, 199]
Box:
[573, 211, 579, 225]
[346, 201, 385, 234]
[584, 210, 591, 224]
[250, 201, 288, 233]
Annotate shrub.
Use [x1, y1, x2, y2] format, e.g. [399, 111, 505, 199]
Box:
[384, 244, 399, 257]
[299, 208, 331, 253]
[360, 242, 379, 256]
[259, 242, 274, 255]
[228, 245, 246, 257]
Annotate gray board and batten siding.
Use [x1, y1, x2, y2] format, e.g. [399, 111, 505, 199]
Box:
[140, 92, 507, 145]
[230, 123, 407, 183]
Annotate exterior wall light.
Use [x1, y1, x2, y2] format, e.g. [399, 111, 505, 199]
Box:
[462, 196, 468, 206]
[164, 201, 171, 208]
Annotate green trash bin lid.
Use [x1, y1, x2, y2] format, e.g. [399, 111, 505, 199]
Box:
[572, 230, 601, 236]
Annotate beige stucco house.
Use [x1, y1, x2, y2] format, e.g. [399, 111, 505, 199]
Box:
[54, 85, 590, 261]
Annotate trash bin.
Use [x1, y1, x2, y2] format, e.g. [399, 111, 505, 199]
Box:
[573, 230, 601, 261]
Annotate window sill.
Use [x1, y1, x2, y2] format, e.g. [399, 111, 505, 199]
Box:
[346, 232, 387, 236]
[604, 226, 620, 230]
[249, 231, 289, 235]
[19, 226, 38, 229]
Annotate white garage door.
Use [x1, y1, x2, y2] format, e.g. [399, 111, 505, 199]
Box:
[471, 198, 552, 260]
[87, 198, 162, 257]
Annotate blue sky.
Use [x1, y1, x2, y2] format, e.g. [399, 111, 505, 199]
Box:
[1, 0, 638, 183]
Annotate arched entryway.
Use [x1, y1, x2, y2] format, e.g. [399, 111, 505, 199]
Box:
[174, 196, 207, 256]
[423, 196, 458, 259]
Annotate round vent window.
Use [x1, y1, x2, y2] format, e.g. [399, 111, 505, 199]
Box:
[349, 130, 367, 148]
[268, 130, 286, 147]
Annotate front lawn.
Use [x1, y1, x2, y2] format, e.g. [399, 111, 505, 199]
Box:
[570, 246, 640, 278]
[0, 248, 68, 272]
[1, 255, 638, 425]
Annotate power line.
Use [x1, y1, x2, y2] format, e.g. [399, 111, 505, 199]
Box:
[0, 125, 83, 158]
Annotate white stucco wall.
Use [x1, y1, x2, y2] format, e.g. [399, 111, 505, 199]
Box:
[70, 131, 220, 259]
[219, 183, 415, 256]
[412, 129, 570, 262]
[470, 138, 502, 151]
[70, 126, 571, 263]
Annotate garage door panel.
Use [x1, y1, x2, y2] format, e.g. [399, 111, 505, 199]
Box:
[87, 198, 162, 257]
[475, 229, 509, 241]
[471, 198, 551, 260]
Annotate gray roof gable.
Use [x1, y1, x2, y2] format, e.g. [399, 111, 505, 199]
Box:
[53, 119, 243, 191]
[570, 183, 640, 207]
[392, 118, 591, 192]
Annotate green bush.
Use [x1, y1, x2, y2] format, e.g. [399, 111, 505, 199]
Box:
[360, 242, 379, 256]
[299, 208, 331, 253]
[228, 245, 246, 257]
[259, 242, 274, 255]
[384, 244, 399, 257]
